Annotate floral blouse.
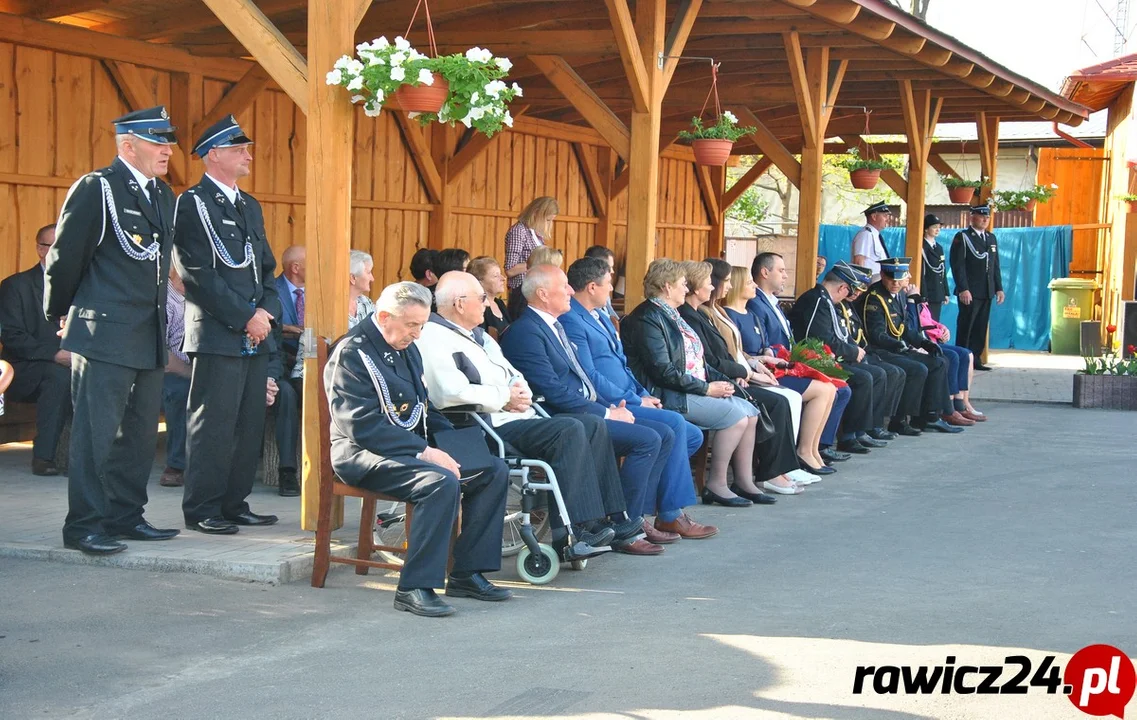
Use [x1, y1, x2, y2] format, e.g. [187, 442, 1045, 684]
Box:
[651, 297, 707, 381]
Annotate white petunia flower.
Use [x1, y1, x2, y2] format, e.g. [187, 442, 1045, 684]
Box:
[394, 36, 411, 50]
[407, 112, 421, 119]
[374, 36, 390, 49]
[356, 41, 372, 54]
[460, 113, 474, 128]
[326, 69, 342, 85]
[480, 48, 494, 62]
[351, 95, 366, 104]
[471, 91, 480, 104]
[511, 82, 523, 97]
[503, 111, 514, 128]
[485, 80, 507, 97]
[466, 47, 484, 63]
[364, 101, 382, 118]
[390, 51, 406, 66]
[346, 75, 364, 91]
[373, 88, 384, 102]
[495, 57, 513, 72]
[468, 105, 487, 121]
[417, 68, 435, 85]
[390, 66, 406, 82]
[723, 110, 738, 124]
[366, 53, 385, 66]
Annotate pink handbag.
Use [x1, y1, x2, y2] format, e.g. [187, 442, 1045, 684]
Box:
[918, 302, 948, 343]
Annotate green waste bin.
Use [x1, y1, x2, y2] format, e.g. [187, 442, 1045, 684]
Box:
[1048, 278, 1098, 355]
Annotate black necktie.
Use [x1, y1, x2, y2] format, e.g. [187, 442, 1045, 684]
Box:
[149, 179, 162, 226]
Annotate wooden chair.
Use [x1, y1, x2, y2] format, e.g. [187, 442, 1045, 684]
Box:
[691, 430, 710, 494]
[311, 337, 418, 588]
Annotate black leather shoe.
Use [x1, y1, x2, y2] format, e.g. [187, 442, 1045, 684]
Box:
[64, 534, 127, 555]
[31, 458, 60, 476]
[729, 485, 777, 504]
[186, 517, 239, 534]
[836, 439, 871, 454]
[927, 418, 965, 434]
[573, 524, 616, 549]
[973, 363, 993, 371]
[604, 515, 646, 543]
[394, 588, 456, 617]
[113, 521, 179, 541]
[798, 456, 837, 475]
[820, 447, 851, 463]
[701, 487, 752, 507]
[856, 435, 888, 449]
[890, 421, 922, 437]
[224, 511, 279, 526]
[446, 572, 512, 602]
[868, 428, 897, 441]
[277, 469, 301, 497]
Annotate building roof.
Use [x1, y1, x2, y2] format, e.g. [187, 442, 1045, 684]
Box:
[1060, 53, 1137, 111]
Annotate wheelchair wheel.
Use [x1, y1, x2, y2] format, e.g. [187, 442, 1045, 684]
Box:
[373, 500, 407, 566]
[516, 543, 559, 585]
[501, 482, 549, 557]
[570, 558, 588, 571]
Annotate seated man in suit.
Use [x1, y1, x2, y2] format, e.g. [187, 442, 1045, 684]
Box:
[418, 271, 647, 556]
[265, 321, 301, 497]
[559, 257, 716, 542]
[324, 281, 511, 617]
[500, 265, 706, 547]
[274, 245, 305, 366]
[0, 223, 72, 476]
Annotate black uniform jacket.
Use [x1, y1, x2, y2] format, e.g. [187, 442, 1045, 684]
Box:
[921, 238, 949, 304]
[0, 265, 61, 363]
[789, 284, 860, 362]
[949, 227, 1002, 299]
[861, 282, 924, 352]
[173, 175, 280, 356]
[43, 157, 174, 370]
[324, 318, 455, 485]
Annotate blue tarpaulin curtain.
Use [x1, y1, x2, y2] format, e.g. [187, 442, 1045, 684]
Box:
[814, 224, 1073, 351]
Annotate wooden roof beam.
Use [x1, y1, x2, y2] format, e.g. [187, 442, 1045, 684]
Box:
[723, 157, 773, 209]
[200, 0, 309, 114]
[530, 55, 631, 160]
[662, 0, 703, 89]
[603, 0, 650, 113]
[0, 0, 109, 18]
[391, 112, 443, 204]
[86, 0, 303, 41]
[784, 31, 818, 142]
[573, 142, 609, 217]
[192, 64, 273, 140]
[739, 107, 802, 189]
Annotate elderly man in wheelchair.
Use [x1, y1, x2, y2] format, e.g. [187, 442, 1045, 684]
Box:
[416, 271, 656, 572]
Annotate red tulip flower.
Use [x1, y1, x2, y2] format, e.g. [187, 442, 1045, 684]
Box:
[1107, 324, 1117, 333]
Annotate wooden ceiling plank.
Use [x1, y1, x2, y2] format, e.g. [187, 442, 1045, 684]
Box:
[0, 0, 110, 19]
[87, 0, 303, 41]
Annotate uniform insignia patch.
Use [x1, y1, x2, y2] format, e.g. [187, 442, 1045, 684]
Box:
[132, 234, 144, 246]
[382, 352, 394, 365]
[866, 304, 880, 312]
[123, 208, 142, 216]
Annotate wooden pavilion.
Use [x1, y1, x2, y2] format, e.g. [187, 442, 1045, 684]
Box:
[0, 0, 1090, 527]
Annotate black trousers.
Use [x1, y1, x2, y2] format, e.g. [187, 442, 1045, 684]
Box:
[494, 414, 625, 527]
[743, 388, 800, 481]
[956, 297, 992, 360]
[874, 349, 951, 417]
[7, 359, 71, 461]
[270, 376, 300, 471]
[64, 356, 162, 541]
[865, 355, 905, 426]
[182, 353, 269, 523]
[351, 454, 508, 590]
[837, 362, 876, 434]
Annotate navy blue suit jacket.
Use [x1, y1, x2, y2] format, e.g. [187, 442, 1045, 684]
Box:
[559, 298, 646, 405]
[498, 306, 608, 417]
[275, 274, 300, 327]
[746, 293, 793, 350]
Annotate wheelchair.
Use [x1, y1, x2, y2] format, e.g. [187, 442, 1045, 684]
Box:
[371, 404, 606, 585]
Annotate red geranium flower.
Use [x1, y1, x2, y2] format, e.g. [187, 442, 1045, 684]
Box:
[1128, 344, 1136, 353]
[1107, 324, 1117, 333]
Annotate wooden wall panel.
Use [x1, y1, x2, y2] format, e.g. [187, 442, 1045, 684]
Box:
[0, 41, 713, 306]
[1036, 147, 1108, 277]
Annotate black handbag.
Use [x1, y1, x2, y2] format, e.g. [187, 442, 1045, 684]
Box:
[733, 382, 777, 442]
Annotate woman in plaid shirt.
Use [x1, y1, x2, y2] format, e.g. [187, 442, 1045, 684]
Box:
[504, 196, 559, 291]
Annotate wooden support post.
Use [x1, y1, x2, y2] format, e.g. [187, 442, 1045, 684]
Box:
[300, 0, 354, 531]
[623, 0, 666, 310]
[1106, 84, 1135, 340]
[898, 81, 942, 281]
[427, 123, 454, 250]
[976, 111, 999, 206]
[797, 144, 823, 295]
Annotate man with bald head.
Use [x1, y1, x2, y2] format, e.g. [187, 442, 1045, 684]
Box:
[417, 271, 646, 557]
[275, 245, 306, 357]
[500, 265, 680, 555]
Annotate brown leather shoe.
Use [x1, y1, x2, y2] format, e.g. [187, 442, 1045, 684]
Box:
[962, 410, 987, 422]
[655, 512, 718, 540]
[614, 538, 665, 555]
[942, 411, 975, 427]
[31, 458, 60, 476]
[644, 518, 680, 545]
[159, 467, 184, 487]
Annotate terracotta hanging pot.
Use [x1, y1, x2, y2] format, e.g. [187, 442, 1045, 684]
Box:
[948, 186, 976, 204]
[849, 168, 880, 190]
[1126, 200, 1137, 213]
[692, 139, 734, 166]
[1023, 198, 1038, 212]
[394, 74, 449, 113]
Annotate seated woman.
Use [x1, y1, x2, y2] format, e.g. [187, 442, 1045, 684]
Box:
[468, 256, 511, 336]
[678, 260, 814, 495]
[721, 266, 839, 475]
[621, 258, 767, 507]
[509, 245, 564, 319]
[908, 291, 986, 422]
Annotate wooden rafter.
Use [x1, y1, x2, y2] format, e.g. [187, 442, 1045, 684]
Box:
[85, 0, 303, 41]
[783, 31, 816, 143]
[101, 60, 187, 186]
[928, 154, 961, 181]
[661, 0, 703, 89]
[0, 0, 108, 18]
[695, 165, 720, 220]
[573, 142, 608, 218]
[530, 55, 631, 160]
[200, 0, 309, 114]
[192, 64, 271, 139]
[738, 108, 802, 189]
[392, 112, 443, 204]
[603, 0, 649, 113]
[723, 157, 773, 209]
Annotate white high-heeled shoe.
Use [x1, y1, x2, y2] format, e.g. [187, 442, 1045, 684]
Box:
[762, 480, 803, 495]
[787, 468, 821, 485]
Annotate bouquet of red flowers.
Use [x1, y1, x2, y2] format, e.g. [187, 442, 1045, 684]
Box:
[772, 337, 851, 387]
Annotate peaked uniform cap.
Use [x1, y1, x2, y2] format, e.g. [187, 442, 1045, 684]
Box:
[193, 114, 254, 157]
[863, 201, 892, 216]
[113, 106, 177, 145]
[879, 256, 911, 280]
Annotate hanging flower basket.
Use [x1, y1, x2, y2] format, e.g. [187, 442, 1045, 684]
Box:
[1023, 198, 1038, 212]
[394, 73, 449, 113]
[678, 110, 755, 167]
[992, 185, 1057, 212]
[1128, 201, 1137, 213]
[849, 169, 881, 189]
[948, 186, 977, 204]
[691, 139, 734, 166]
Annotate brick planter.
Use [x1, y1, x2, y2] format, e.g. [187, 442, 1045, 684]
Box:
[1072, 374, 1137, 410]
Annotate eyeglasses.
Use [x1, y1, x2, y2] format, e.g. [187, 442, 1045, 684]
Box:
[36, 243, 53, 248]
[457, 292, 489, 304]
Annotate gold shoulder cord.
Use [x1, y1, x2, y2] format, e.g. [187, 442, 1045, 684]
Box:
[872, 292, 905, 338]
[840, 303, 864, 345]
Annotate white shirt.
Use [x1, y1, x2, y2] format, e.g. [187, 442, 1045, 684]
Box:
[119, 156, 154, 201]
[851, 224, 888, 279]
[205, 173, 240, 205]
[760, 288, 792, 338]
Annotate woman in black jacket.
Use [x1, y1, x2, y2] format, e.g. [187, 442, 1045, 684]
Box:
[680, 259, 812, 495]
[921, 214, 950, 321]
[622, 258, 764, 508]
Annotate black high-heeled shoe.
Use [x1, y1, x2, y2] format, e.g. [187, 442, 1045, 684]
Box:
[798, 456, 836, 475]
[701, 488, 752, 507]
[729, 485, 777, 505]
